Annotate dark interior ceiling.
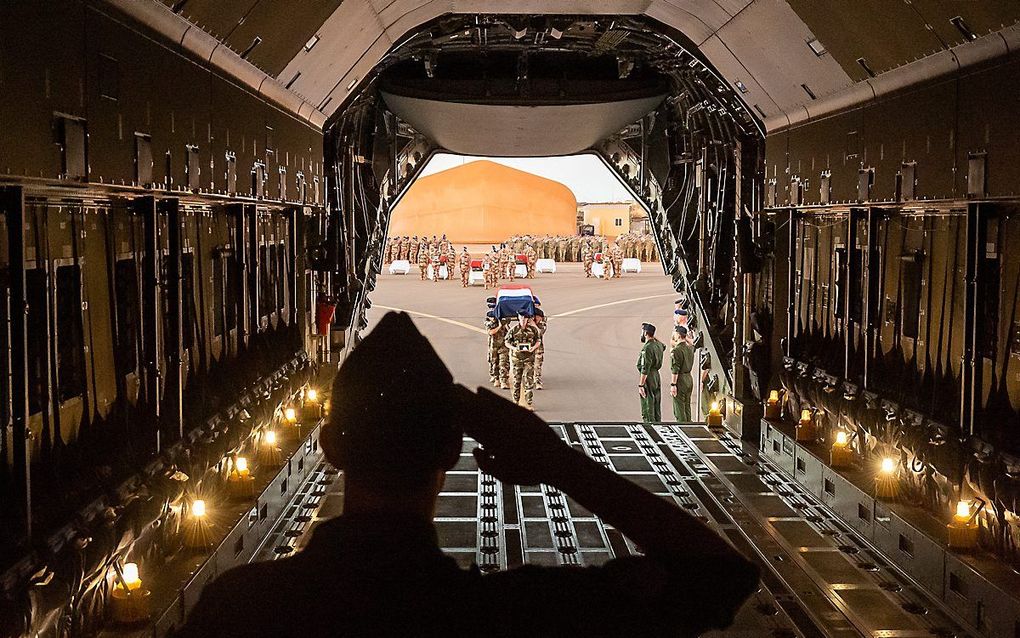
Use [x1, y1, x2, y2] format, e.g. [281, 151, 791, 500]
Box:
[143, 0, 1020, 132]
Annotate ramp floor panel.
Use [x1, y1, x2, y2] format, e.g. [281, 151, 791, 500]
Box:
[257, 423, 977, 638]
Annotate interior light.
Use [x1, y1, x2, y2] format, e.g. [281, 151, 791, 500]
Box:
[955, 500, 971, 520]
[285, 407, 297, 422]
[265, 430, 277, 446]
[120, 563, 141, 590]
[710, 401, 719, 413]
[192, 499, 207, 518]
[768, 390, 779, 402]
[235, 457, 249, 475]
[881, 457, 896, 474]
[306, 388, 318, 402]
[800, 409, 812, 422]
[835, 431, 848, 446]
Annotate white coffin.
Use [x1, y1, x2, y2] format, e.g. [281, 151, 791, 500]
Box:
[622, 258, 641, 273]
[389, 259, 411, 274]
[535, 258, 556, 273]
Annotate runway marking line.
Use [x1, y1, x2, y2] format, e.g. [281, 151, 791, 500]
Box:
[551, 294, 675, 318]
[374, 305, 488, 335]
[376, 293, 674, 331]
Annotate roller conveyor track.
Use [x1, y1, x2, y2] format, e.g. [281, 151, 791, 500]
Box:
[262, 424, 978, 638]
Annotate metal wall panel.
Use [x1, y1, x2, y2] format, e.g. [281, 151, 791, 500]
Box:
[785, 109, 864, 206]
[956, 57, 1020, 198]
[861, 79, 959, 202]
[0, 1, 87, 178]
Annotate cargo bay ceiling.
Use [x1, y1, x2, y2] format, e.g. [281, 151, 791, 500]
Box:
[130, 0, 1020, 133]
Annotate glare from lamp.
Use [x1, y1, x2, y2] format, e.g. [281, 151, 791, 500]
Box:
[265, 430, 277, 446]
[880, 457, 896, 475]
[306, 388, 318, 402]
[285, 407, 297, 423]
[235, 457, 248, 474]
[955, 500, 971, 521]
[710, 401, 720, 413]
[835, 431, 848, 446]
[121, 562, 141, 590]
[768, 390, 779, 402]
[192, 499, 207, 519]
[801, 409, 812, 421]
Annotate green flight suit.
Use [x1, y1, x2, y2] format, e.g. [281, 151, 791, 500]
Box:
[670, 341, 695, 422]
[637, 339, 666, 422]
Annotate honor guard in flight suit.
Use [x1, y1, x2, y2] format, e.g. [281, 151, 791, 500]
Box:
[670, 325, 695, 422]
[505, 313, 541, 409]
[637, 323, 666, 423]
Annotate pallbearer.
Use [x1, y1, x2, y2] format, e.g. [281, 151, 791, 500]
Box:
[670, 325, 695, 422]
[504, 313, 541, 410]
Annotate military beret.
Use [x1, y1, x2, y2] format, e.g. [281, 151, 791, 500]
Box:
[675, 325, 689, 337]
[642, 322, 656, 334]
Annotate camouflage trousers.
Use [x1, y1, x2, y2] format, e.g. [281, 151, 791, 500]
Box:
[461, 270, 469, 287]
[490, 344, 510, 385]
[529, 350, 544, 387]
[419, 264, 428, 280]
[510, 356, 535, 408]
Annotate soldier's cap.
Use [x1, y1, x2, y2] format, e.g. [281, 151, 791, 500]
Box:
[641, 322, 656, 334]
[486, 296, 497, 304]
[675, 325, 689, 337]
[325, 311, 460, 479]
[674, 298, 684, 305]
[675, 309, 689, 316]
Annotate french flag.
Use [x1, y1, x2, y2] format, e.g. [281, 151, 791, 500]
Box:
[495, 285, 535, 319]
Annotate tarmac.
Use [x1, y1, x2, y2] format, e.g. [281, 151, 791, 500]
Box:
[365, 261, 684, 422]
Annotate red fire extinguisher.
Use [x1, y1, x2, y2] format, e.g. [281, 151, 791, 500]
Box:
[315, 294, 336, 336]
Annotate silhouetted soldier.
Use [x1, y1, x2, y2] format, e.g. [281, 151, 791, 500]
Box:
[178, 312, 758, 637]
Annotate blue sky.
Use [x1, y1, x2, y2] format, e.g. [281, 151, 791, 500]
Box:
[420, 153, 635, 203]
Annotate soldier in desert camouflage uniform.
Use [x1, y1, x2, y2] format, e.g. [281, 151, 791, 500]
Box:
[504, 314, 541, 409]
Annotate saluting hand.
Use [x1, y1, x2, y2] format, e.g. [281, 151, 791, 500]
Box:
[462, 387, 570, 486]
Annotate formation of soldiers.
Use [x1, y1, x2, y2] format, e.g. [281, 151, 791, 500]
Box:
[485, 297, 547, 410]
[385, 231, 659, 288]
[501, 232, 657, 263]
[384, 234, 474, 286]
[482, 243, 535, 288]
